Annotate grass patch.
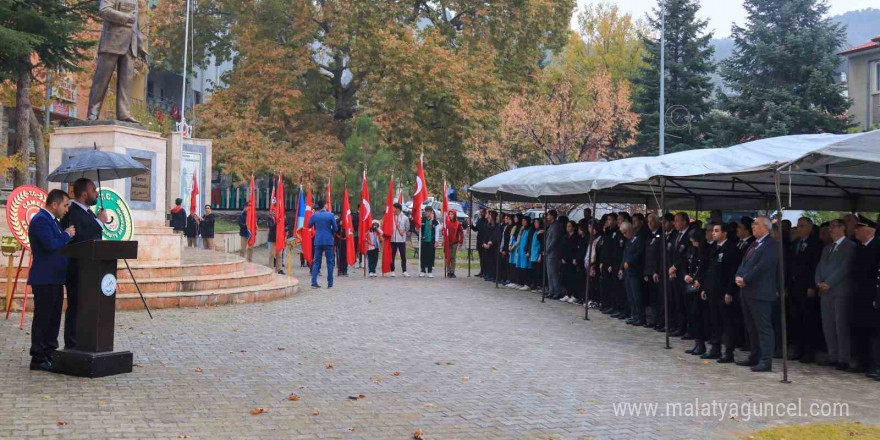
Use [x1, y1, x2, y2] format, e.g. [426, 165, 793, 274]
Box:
[214, 218, 239, 234]
[743, 423, 880, 440]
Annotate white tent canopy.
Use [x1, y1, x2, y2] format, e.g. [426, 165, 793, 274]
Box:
[469, 130, 880, 211]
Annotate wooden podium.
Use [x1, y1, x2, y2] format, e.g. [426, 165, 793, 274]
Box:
[53, 240, 139, 378]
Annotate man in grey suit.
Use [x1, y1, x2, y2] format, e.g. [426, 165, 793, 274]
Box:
[87, 0, 148, 123]
[735, 216, 778, 372]
[814, 219, 856, 370]
[544, 209, 564, 299]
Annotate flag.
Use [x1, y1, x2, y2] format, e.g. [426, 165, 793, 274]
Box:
[295, 186, 306, 230]
[326, 180, 332, 212]
[342, 185, 356, 266]
[359, 171, 372, 255]
[381, 176, 395, 274]
[189, 172, 199, 215]
[412, 155, 428, 229]
[269, 184, 276, 214]
[302, 185, 314, 266]
[443, 179, 450, 265]
[246, 175, 258, 248]
[397, 189, 403, 206]
[275, 174, 285, 257]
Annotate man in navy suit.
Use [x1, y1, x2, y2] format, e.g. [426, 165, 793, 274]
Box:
[308, 200, 338, 289]
[28, 189, 77, 371]
[60, 178, 108, 349]
[735, 216, 779, 372]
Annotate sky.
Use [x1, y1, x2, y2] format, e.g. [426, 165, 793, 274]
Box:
[572, 0, 877, 38]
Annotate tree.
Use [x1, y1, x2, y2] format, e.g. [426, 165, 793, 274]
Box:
[576, 1, 647, 84]
[631, 0, 716, 156]
[714, 0, 852, 145]
[0, 0, 92, 188]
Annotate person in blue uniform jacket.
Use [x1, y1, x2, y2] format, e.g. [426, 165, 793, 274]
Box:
[28, 189, 77, 371]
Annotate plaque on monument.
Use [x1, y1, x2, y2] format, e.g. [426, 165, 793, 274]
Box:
[130, 157, 152, 202]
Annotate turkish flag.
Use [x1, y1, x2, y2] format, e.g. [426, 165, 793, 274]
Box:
[189, 172, 199, 215]
[442, 179, 450, 265]
[246, 175, 257, 248]
[342, 186, 356, 266]
[302, 185, 314, 266]
[412, 156, 428, 228]
[381, 176, 395, 274]
[274, 175, 285, 257]
[326, 180, 332, 212]
[359, 171, 372, 255]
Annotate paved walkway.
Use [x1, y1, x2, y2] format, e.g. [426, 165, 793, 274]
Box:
[1, 260, 879, 439]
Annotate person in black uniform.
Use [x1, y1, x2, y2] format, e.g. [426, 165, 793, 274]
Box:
[735, 217, 756, 351]
[599, 214, 624, 317]
[59, 178, 107, 349]
[643, 214, 663, 329]
[683, 229, 709, 355]
[788, 217, 823, 363]
[621, 221, 646, 326]
[185, 211, 200, 247]
[852, 218, 880, 377]
[169, 198, 186, 232]
[669, 212, 694, 338]
[471, 208, 488, 277]
[483, 212, 500, 282]
[200, 205, 216, 250]
[703, 222, 741, 361]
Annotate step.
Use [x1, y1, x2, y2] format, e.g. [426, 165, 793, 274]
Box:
[116, 264, 277, 294]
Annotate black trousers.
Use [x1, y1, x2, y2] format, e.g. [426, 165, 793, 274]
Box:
[367, 249, 379, 273]
[30, 284, 64, 362]
[497, 253, 508, 282]
[64, 263, 79, 349]
[420, 242, 436, 273]
[791, 290, 822, 353]
[648, 278, 664, 325]
[588, 273, 599, 303]
[532, 261, 543, 289]
[743, 297, 775, 363]
[672, 277, 688, 332]
[389, 242, 407, 272]
[336, 241, 348, 275]
[477, 246, 485, 275]
[484, 248, 496, 279]
[599, 271, 614, 308]
[688, 290, 710, 342]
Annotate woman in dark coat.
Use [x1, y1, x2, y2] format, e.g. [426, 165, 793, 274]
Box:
[852, 223, 880, 378]
[684, 229, 709, 356]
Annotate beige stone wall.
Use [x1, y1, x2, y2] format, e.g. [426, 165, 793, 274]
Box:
[846, 49, 880, 130]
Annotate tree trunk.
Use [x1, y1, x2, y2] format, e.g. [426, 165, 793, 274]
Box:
[29, 109, 47, 189]
[13, 57, 32, 188]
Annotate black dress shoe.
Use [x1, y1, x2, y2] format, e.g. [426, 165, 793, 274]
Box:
[751, 362, 772, 372]
[311, 284, 322, 289]
[701, 345, 721, 360]
[717, 352, 735, 363]
[816, 359, 837, 367]
[641, 321, 653, 328]
[681, 333, 694, 341]
[632, 320, 646, 327]
[609, 312, 622, 318]
[864, 367, 880, 379]
[654, 326, 666, 333]
[799, 351, 815, 364]
[670, 329, 686, 337]
[29, 360, 53, 372]
[691, 341, 707, 356]
[835, 362, 850, 371]
[617, 314, 630, 320]
[736, 358, 759, 367]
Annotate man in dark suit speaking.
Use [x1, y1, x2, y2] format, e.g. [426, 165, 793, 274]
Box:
[735, 216, 779, 372]
[60, 178, 109, 349]
[28, 189, 77, 371]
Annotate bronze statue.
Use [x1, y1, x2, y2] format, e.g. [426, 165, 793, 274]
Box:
[86, 0, 148, 124]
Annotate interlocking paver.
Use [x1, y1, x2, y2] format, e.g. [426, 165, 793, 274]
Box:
[1, 253, 879, 439]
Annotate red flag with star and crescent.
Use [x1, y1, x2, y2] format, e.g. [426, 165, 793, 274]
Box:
[342, 185, 356, 266]
[301, 184, 314, 266]
[381, 176, 395, 274]
[359, 171, 372, 255]
[412, 155, 428, 229]
[274, 175, 285, 257]
[246, 175, 258, 248]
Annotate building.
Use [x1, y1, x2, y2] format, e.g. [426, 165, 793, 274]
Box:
[839, 35, 880, 131]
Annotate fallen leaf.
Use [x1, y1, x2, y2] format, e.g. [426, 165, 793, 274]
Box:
[703, 361, 710, 365]
[492, 366, 498, 371]
[231, 328, 238, 332]
[577, 408, 586, 415]
[312, 409, 320, 416]
[250, 408, 267, 415]
[277, 347, 286, 351]
[239, 350, 246, 353]
[41, 395, 51, 401]
[358, 394, 366, 400]
[150, 346, 155, 350]
[413, 428, 424, 439]
[178, 435, 188, 439]
[461, 376, 469, 381]
[194, 367, 202, 373]
[97, 401, 106, 406]
[391, 371, 401, 376]
[56, 420, 69, 426]
[425, 403, 434, 408]
[326, 363, 334, 369]
[288, 393, 300, 401]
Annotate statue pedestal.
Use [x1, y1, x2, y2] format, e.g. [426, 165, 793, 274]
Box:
[49, 122, 183, 264]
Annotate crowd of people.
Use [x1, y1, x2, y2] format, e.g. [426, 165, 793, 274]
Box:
[469, 208, 880, 379]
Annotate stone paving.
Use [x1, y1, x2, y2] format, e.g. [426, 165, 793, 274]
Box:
[1, 254, 879, 439]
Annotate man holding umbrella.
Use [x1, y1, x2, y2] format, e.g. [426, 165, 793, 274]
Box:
[59, 178, 109, 349]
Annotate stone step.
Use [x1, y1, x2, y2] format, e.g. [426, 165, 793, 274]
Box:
[116, 264, 277, 294]
[4, 274, 300, 312]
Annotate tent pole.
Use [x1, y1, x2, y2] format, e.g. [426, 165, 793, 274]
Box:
[661, 177, 670, 349]
[495, 194, 502, 289]
[584, 191, 598, 321]
[542, 200, 548, 303]
[468, 192, 473, 277]
[774, 171, 791, 384]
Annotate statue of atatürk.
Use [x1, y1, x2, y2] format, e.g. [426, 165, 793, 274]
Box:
[86, 0, 148, 124]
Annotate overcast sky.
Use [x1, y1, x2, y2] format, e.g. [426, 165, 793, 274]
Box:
[572, 0, 877, 38]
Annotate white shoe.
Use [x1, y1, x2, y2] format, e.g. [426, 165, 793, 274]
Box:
[427, 273, 434, 278]
[560, 296, 571, 302]
[504, 283, 514, 288]
[390, 273, 396, 277]
[403, 272, 411, 278]
[518, 285, 530, 291]
[419, 272, 426, 278]
[567, 297, 578, 304]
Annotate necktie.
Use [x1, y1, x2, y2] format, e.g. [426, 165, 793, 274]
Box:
[831, 242, 839, 253]
[745, 240, 759, 260]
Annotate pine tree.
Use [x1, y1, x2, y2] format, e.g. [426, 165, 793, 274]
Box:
[631, 0, 716, 156]
[715, 0, 852, 144]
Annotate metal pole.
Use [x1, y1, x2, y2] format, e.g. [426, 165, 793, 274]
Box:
[495, 194, 502, 289]
[774, 171, 791, 383]
[179, 0, 191, 131]
[659, 0, 666, 157]
[585, 191, 598, 320]
[542, 201, 548, 303]
[661, 177, 670, 349]
[467, 192, 473, 277]
[124, 259, 153, 319]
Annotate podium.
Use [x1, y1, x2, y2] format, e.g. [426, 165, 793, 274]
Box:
[53, 240, 139, 378]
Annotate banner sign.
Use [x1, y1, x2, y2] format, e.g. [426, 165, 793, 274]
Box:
[92, 188, 134, 241]
[5, 185, 48, 251]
